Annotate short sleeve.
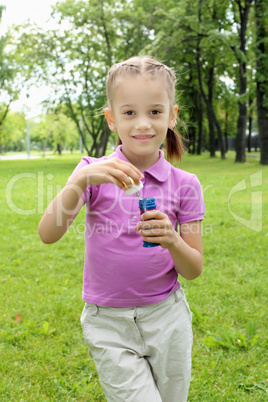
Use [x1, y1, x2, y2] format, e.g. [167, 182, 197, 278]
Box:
[177, 175, 205, 225]
[67, 157, 92, 204]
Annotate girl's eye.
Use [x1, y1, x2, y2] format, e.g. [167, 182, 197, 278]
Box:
[151, 110, 161, 115]
[124, 111, 135, 116]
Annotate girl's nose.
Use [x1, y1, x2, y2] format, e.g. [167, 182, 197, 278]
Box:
[135, 117, 152, 130]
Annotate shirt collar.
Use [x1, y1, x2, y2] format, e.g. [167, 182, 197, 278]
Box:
[114, 145, 171, 182]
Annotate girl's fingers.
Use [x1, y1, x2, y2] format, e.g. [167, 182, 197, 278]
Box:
[112, 158, 144, 184]
[85, 158, 144, 188]
[120, 171, 142, 186]
[135, 220, 165, 232]
[141, 236, 165, 243]
[140, 210, 166, 221]
[135, 213, 174, 237]
[108, 169, 139, 189]
[141, 229, 163, 237]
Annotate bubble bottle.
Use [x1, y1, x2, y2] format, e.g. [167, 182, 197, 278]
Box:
[124, 178, 160, 248]
[138, 198, 161, 248]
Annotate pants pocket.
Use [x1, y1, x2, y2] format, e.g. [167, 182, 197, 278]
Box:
[81, 303, 98, 357]
[181, 297, 193, 323]
[176, 289, 192, 322]
[165, 295, 193, 381]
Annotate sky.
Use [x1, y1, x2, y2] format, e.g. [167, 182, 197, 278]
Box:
[1, 0, 58, 118]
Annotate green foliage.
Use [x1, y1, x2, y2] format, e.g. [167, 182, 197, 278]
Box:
[42, 321, 57, 337]
[136, 0, 243, 155]
[0, 109, 26, 152]
[255, 0, 268, 109]
[0, 6, 20, 130]
[7, 0, 155, 157]
[0, 111, 79, 154]
[2, 0, 268, 158]
[30, 113, 79, 153]
[204, 318, 260, 349]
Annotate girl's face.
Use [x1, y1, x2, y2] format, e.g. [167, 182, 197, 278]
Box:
[105, 75, 177, 168]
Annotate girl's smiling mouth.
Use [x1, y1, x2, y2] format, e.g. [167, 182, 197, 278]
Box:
[132, 135, 155, 143]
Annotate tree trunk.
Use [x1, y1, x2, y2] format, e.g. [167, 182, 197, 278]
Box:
[224, 112, 229, 152]
[94, 122, 110, 157]
[256, 84, 268, 164]
[43, 133, 50, 157]
[207, 106, 216, 157]
[192, 128, 196, 154]
[206, 8, 225, 159]
[196, 54, 225, 158]
[235, 0, 253, 162]
[207, 67, 216, 157]
[0, 102, 11, 154]
[213, 112, 226, 159]
[255, 0, 268, 165]
[235, 101, 247, 162]
[196, 52, 215, 157]
[197, 92, 203, 155]
[57, 143, 62, 155]
[247, 98, 253, 152]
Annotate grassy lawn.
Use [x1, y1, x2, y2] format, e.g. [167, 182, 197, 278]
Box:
[0, 151, 267, 401]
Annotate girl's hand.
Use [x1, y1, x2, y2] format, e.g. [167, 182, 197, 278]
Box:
[134, 210, 179, 249]
[77, 158, 144, 190]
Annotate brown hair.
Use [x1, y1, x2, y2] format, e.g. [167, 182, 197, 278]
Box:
[106, 56, 185, 162]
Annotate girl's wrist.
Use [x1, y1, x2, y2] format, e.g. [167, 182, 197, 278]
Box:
[167, 231, 182, 252]
[69, 167, 89, 192]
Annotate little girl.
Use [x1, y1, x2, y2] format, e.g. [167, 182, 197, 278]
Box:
[38, 56, 205, 402]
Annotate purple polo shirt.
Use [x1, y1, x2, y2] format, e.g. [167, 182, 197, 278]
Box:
[68, 145, 205, 307]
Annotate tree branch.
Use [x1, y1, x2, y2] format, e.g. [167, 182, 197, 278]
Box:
[100, 0, 112, 64]
[0, 101, 11, 127]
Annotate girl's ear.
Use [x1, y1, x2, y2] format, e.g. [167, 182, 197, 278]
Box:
[169, 105, 178, 129]
[104, 108, 116, 131]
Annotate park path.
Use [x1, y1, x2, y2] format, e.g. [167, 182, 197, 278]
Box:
[0, 154, 40, 160]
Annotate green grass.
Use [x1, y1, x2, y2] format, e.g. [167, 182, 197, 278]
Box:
[0, 151, 267, 401]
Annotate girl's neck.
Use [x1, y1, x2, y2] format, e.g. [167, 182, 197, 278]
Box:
[121, 146, 160, 172]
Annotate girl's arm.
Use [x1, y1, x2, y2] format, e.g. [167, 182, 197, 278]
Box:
[38, 182, 85, 244]
[168, 221, 203, 280]
[38, 158, 143, 244]
[135, 211, 203, 280]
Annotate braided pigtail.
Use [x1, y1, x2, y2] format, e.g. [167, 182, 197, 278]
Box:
[166, 128, 186, 162]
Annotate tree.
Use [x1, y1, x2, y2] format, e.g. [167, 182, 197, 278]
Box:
[0, 5, 28, 153]
[11, 0, 153, 157]
[30, 113, 79, 155]
[216, 79, 238, 152]
[0, 6, 12, 151]
[254, 0, 268, 164]
[230, 0, 254, 162]
[0, 110, 26, 152]
[138, 0, 232, 158]
[7, 0, 264, 162]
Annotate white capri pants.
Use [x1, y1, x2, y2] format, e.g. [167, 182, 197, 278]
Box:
[81, 288, 193, 402]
